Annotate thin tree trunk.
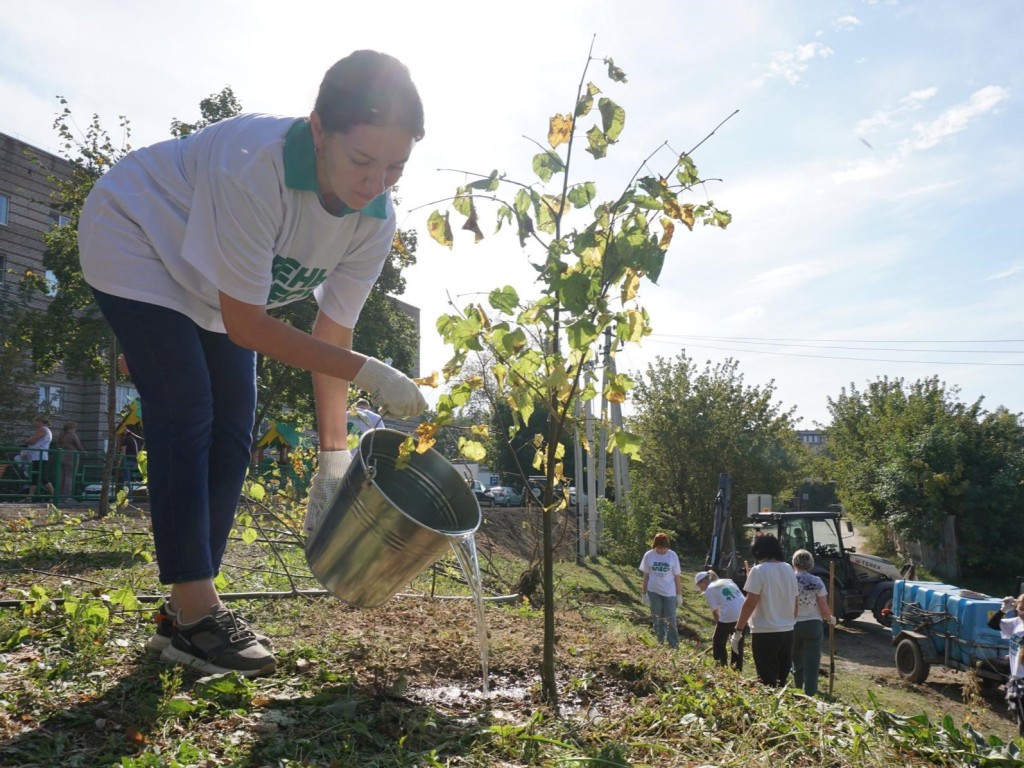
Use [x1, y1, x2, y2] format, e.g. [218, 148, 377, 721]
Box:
[98, 333, 117, 517]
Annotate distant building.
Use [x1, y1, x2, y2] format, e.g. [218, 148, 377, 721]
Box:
[0, 131, 135, 450]
[796, 429, 827, 454]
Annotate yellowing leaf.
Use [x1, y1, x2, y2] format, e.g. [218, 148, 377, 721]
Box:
[659, 218, 675, 249]
[396, 435, 415, 470]
[413, 371, 441, 387]
[621, 270, 640, 303]
[248, 483, 266, 502]
[548, 113, 573, 149]
[241, 527, 258, 545]
[427, 210, 453, 248]
[415, 423, 439, 454]
[470, 424, 490, 437]
[391, 232, 410, 257]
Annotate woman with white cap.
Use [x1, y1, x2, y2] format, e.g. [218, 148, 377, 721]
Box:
[695, 569, 746, 670]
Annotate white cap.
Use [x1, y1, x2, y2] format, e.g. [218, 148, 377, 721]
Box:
[694, 571, 710, 586]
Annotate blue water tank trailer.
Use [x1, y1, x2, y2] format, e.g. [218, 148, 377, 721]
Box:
[891, 580, 1008, 684]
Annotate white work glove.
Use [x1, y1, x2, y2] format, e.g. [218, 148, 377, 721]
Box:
[303, 451, 352, 534]
[825, 615, 838, 626]
[676, 594, 684, 609]
[352, 357, 427, 419]
[730, 631, 743, 655]
[642, 592, 650, 607]
[1002, 596, 1017, 613]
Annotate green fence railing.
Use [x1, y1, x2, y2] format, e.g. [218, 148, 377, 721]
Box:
[1, 444, 315, 507]
[0, 444, 145, 506]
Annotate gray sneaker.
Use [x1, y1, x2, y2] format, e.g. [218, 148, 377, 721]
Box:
[160, 606, 276, 678]
[146, 601, 271, 653]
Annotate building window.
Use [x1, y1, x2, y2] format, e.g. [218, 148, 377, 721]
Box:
[0, 194, 9, 225]
[39, 384, 64, 414]
[49, 211, 71, 228]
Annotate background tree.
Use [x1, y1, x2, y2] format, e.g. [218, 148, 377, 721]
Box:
[826, 375, 1024, 582]
[421, 42, 732, 709]
[624, 353, 803, 562]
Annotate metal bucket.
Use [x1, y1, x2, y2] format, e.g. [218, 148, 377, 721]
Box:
[304, 428, 481, 608]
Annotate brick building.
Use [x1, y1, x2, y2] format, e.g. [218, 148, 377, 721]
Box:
[0, 131, 137, 451]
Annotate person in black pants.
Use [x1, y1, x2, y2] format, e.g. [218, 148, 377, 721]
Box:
[733, 533, 799, 686]
[695, 569, 746, 670]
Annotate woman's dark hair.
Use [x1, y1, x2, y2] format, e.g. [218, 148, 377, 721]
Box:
[751, 532, 784, 562]
[315, 50, 424, 140]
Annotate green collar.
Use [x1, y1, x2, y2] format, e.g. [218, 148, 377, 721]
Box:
[282, 118, 388, 219]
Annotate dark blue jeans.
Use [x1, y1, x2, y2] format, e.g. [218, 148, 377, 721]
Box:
[91, 289, 256, 584]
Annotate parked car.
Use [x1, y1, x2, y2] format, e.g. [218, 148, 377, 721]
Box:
[469, 480, 495, 507]
[489, 486, 523, 507]
[81, 481, 148, 503]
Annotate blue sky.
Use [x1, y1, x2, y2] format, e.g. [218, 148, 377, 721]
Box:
[2, 0, 1021, 426]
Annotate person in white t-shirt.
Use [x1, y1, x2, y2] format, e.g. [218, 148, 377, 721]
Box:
[791, 549, 836, 696]
[734, 532, 799, 686]
[347, 398, 384, 444]
[639, 532, 683, 649]
[988, 593, 1024, 735]
[23, 415, 54, 499]
[696, 569, 746, 670]
[78, 50, 428, 678]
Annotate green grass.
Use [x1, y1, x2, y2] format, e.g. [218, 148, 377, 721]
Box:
[1, 500, 1022, 766]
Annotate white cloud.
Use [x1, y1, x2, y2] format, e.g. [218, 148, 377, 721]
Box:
[754, 42, 834, 86]
[986, 265, 1022, 281]
[834, 15, 862, 30]
[837, 85, 1009, 184]
[904, 85, 1009, 151]
[855, 86, 937, 137]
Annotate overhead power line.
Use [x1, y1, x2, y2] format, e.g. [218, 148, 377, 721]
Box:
[647, 339, 1024, 367]
[648, 334, 1024, 355]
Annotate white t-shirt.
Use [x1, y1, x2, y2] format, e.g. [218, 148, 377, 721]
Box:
[347, 408, 384, 437]
[638, 548, 681, 597]
[27, 426, 52, 461]
[998, 614, 1024, 678]
[704, 578, 745, 623]
[79, 114, 395, 333]
[795, 570, 828, 621]
[744, 561, 798, 633]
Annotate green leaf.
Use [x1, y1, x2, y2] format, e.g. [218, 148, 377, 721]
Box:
[604, 57, 628, 83]
[676, 155, 699, 187]
[488, 286, 519, 314]
[567, 182, 597, 209]
[598, 98, 625, 143]
[557, 272, 595, 314]
[611, 429, 642, 460]
[575, 82, 601, 117]
[247, 482, 266, 501]
[567, 318, 599, 351]
[427, 210, 453, 248]
[467, 170, 500, 191]
[458, 437, 487, 462]
[241, 527, 258, 544]
[585, 125, 608, 159]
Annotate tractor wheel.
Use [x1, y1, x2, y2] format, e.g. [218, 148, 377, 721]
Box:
[841, 611, 863, 625]
[895, 637, 930, 684]
[872, 588, 894, 628]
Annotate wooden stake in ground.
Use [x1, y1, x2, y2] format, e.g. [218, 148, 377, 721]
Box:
[828, 561, 836, 696]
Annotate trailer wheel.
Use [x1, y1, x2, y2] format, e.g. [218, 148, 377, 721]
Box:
[895, 637, 930, 684]
[872, 588, 893, 628]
